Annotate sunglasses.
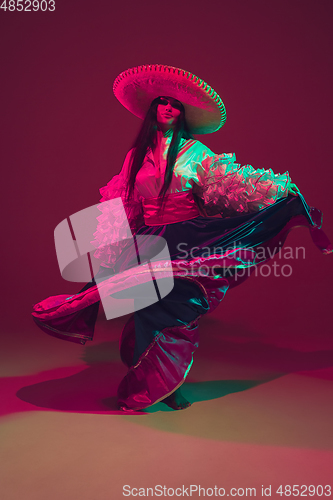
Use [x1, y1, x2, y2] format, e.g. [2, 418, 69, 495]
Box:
[156, 96, 184, 110]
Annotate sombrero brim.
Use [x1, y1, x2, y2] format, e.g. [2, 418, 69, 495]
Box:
[113, 64, 226, 134]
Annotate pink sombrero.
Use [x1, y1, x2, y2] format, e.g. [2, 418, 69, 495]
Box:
[113, 64, 226, 134]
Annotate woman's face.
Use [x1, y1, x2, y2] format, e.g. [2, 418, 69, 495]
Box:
[156, 96, 182, 131]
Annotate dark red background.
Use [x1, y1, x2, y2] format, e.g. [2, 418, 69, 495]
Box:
[1, 0, 332, 350]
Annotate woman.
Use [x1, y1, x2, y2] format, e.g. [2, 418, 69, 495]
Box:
[32, 64, 332, 411]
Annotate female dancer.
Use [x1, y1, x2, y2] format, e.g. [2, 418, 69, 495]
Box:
[32, 64, 332, 411]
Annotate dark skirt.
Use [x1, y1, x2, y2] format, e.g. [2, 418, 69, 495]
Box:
[32, 194, 332, 410]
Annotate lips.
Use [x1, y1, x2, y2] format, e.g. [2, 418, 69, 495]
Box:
[163, 114, 173, 118]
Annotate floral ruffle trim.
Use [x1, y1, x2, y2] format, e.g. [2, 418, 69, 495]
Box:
[200, 154, 291, 217]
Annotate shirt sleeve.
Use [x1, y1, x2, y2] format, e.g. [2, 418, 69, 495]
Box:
[90, 149, 145, 268]
[192, 151, 292, 217]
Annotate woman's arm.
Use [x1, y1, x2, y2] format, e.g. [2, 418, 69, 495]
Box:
[90, 149, 144, 268]
[192, 150, 294, 217]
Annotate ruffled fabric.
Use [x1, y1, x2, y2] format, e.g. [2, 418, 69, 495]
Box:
[117, 276, 229, 411]
[90, 150, 145, 268]
[193, 152, 291, 217]
[32, 193, 332, 410]
[91, 142, 293, 269]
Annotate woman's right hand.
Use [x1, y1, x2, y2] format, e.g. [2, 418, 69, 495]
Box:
[288, 182, 300, 196]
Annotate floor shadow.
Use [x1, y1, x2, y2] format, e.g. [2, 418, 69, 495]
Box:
[145, 378, 275, 413]
[16, 361, 124, 413]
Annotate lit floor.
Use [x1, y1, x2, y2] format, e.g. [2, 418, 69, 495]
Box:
[1, 264, 332, 500]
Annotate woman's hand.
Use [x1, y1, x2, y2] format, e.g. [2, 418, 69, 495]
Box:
[288, 182, 300, 196]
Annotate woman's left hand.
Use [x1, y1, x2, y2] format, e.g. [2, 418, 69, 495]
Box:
[288, 183, 300, 196]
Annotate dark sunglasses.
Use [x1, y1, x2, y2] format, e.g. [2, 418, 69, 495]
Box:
[156, 96, 184, 110]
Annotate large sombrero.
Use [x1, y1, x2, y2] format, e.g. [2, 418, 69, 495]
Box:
[113, 64, 226, 134]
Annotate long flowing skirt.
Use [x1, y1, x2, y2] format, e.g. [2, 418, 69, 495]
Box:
[32, 194, 332, 410]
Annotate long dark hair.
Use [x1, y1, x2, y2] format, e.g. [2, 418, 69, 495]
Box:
[124, 96, 193, 205]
